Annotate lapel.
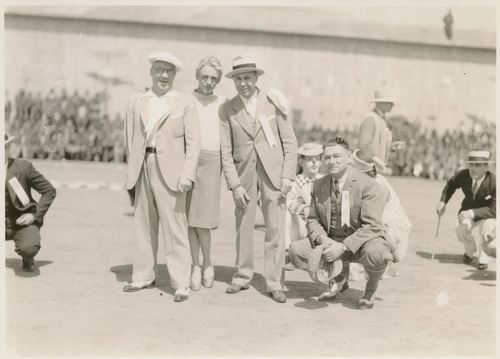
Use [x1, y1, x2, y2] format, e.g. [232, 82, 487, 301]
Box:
[156, 94, 177, 129]
[139, 93, 150, 128]
[232, 96, 254, 137]
[6, 158, 20, 205]
[320, 176, 332, 231]
[474, 172, 490, 202]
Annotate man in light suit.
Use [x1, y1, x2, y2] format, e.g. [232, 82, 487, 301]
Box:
[5, 133, 56, 273]
[436, 150, 496, 270]
[289, 137, 395, 310]
[219, 53, 298, 303]
[123, 52, 200, 302]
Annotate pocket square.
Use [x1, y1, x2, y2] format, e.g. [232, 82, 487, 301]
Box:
[485, 195, 492, 200]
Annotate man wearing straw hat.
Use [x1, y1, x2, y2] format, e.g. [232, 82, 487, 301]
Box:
[436, 150, 496, 270]
[5, 133, 56, 273]
[220, 53, 297, 303]
[123, 52, 200, 302]
[357, 88, 404, 174]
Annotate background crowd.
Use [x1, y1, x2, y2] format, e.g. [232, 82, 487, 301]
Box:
[4, 88, 496, 181]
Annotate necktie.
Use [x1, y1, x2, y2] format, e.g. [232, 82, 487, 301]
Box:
[334, 179, 340, 199]
[472, 181, 479, 200]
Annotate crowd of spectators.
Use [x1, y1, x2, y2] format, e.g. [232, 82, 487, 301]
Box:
[5, 88, 125, 163]
[4, 89, 496, 181]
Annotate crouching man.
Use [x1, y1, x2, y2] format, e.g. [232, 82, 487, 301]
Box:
[289, 137, 396, 309]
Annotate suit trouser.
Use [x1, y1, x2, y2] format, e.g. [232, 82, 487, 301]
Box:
[455, 218, 496, 264]
[132, 153, 191, 289]
[5, 222, 41, 262]
[289, 236, 391, 274]
[233, 159, 286, 292]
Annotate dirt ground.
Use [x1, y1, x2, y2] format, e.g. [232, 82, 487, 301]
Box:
[3, 159, 497, 358]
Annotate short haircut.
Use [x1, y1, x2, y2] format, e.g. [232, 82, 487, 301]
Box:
[323, 137, 350, 151]
[195, 56, 223, 82]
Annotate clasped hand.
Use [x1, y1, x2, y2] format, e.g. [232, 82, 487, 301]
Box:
[16, 213, 35, 226]
[177, 177, 193, 193]
[321, 240, 345, 262]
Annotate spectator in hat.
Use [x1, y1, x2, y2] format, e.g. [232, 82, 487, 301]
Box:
[123, 51, 200, 302]
[5, 133, 56, 273]
[284, 143, 324, 270]
[349, 148, 411, 280]
[436, 150, 496, 270]
[357, 88, 404, 174]
[289, 137, 396, 309]
[219, 53, 298, 303]
[186, 56, 227, 291]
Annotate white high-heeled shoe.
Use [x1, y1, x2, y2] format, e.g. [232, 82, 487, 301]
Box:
[202, 265, 214, 288]
[190, 265, 202, 291]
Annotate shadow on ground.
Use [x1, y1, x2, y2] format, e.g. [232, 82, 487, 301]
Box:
[416, 251, 464, 264]
[5, 257, 53, 278]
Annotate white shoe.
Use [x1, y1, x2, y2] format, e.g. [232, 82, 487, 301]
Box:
[202, 265, 214, 288]
[190, 265, 202, 291]
[174, 287, 189, 302]
[318, 276, 348, 300]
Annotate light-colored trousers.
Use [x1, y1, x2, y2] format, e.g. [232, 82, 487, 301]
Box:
[455, 218, 496, 264]
[232, 158, 286, 292]
[132, 153, 191, 289]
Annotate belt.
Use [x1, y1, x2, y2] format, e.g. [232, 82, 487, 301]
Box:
[145, 147, 157, 154]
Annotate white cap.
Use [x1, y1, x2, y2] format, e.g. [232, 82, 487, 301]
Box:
[148, 52, 183, 72]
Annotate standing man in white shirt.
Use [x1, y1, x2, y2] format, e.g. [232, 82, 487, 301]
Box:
[123, 52, 200, 302]
[219, 53, 298, 303]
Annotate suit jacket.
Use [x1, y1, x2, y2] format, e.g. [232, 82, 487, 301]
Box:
[357, 109, 392, 163]
[5, 158, 56, 227]
[124, 89, 200, 191]
[306, 167, 384, 254]
[219, 89, 297, 191]
[440, 169, 496, 221]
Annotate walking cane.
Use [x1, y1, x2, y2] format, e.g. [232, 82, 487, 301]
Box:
[431, 215, 442, 260]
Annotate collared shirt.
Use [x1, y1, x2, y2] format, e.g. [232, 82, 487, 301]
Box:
[472, 175, 486, 193]
[240, 90, 258, 121]
[144, 89, 178, 148]
[332, 169, 349, 194]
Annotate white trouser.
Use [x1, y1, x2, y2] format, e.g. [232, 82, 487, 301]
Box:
[455, 218, 496, 264]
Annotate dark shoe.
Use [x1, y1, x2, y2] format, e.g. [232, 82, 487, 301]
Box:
[22, 258, 35, 272]
[269, 290, 287, 303]
[226, 283, 249, 294]
[463, 254, 473, 264]
[123, 279, 156, 292]
[477, 263, 488, 270]
[357, 298, 374, 310]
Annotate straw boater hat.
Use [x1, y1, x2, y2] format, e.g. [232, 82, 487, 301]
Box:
[298, 143, 323, 157]
[307, 244, 343, 285]
[225, 53, 265, 79]
[371, 88, 397, 103]
[147, 52, 183, 72]
[351, 149, 375, 173]
[466, 151, 493, 164]
[5, 133, 15, 144]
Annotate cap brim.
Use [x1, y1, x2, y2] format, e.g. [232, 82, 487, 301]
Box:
[371, 97, 397, 103]
[225, 68, 265, 79]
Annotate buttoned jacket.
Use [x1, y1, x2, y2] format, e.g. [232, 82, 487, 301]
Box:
[124, 89, 200, 191]
[440, 169, 496, 221]
[219, 89, 297, 191]
[306, 167, 384, 254]
[5, 158, 56, 227]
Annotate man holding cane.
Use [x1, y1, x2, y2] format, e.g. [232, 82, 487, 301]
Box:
[436, 151, 496, 270]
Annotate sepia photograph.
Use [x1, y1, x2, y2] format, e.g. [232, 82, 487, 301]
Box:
[2, 0, 497, 357]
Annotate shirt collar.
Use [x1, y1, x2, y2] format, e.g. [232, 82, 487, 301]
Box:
[145, 89, 178, 99]
[239, 88, 258, 105]
[473, 174, 486, 187]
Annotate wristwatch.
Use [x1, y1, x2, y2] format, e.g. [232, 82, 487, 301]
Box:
[342, 242, 350, 253]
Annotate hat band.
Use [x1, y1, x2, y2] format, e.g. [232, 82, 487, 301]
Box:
[468, 157, 489, 162]
[232, 63, 257, 71]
